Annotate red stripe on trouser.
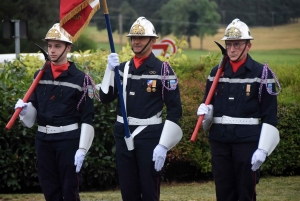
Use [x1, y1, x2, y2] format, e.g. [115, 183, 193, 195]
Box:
[252, 171, 256, 201]
[156, 174, 160, 201]
[75, 173, 80, 201]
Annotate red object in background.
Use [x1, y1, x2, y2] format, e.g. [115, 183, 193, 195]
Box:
[152, 38, 177, 56]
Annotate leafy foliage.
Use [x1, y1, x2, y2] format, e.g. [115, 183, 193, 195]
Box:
[262, 104, 300, 175]
[159, 0, 220, 49]
[72, 34, 99, 52]
[272, 62, 300, 105]
[0, 60, 38, 192]
[0, 0, 59, 54]
[215, 0, 300, 26]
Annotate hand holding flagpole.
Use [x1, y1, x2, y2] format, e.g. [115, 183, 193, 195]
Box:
[101, 0, 131, 139]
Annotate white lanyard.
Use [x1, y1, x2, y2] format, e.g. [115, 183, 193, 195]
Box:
[123, 61, 130, 110]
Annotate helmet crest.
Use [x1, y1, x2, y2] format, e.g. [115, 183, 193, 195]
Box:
[44, 23, 73, 44]
[127, 17, 158, 38]
[130, 24, 146, 35]
[222, 19, 253, 40]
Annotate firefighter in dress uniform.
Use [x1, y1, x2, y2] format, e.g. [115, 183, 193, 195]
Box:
[99, 17, 183, 201]
[14, 23, 95, 201]
[197, 19, 280, 201]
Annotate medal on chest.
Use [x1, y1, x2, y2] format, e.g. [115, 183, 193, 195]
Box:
[147, 80, 157, 92]
[246, 84, 251, 96]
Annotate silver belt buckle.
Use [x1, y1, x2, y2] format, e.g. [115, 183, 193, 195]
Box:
[45, 125, 50, 134]
[221, 116, 228, 124]
[127, 117, 132, 124]
[221, 116, 225, 124]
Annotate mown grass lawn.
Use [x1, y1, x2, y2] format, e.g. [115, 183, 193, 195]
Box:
[82, 40, 300, 67]
[1, 176, 300, 201]
[180, 48, 300, 66]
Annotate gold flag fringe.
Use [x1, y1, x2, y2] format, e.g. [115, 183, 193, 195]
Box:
[86, 0, 96, 5]
[69, 2, 100, 42]
[60, 1, 89, 26]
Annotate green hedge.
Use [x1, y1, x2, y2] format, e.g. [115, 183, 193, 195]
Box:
[1, 44, 300, 192]
[263, 104, 300, 175]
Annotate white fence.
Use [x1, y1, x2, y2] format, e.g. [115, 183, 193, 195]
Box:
[0, 53, 80, 64]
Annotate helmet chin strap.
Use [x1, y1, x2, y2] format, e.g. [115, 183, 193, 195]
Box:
[131, 38, 152, 55]
[231, 40, 249, 62]
[51, 43, 68, 63]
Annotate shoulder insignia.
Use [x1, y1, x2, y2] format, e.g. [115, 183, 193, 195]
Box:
[88, 85, 94, 99]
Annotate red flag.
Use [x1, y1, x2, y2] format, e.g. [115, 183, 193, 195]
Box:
[60, 0, 100, 42]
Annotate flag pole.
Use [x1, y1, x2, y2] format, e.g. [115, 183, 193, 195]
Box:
[101, 0, 130, 138]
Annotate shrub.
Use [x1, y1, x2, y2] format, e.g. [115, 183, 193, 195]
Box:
[0, 61, 38, 191]
[273, 62, 300, 105]
[72, 33, 99, 52]
[262, 103, 300, 175]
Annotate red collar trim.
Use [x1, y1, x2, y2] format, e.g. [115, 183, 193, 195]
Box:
[51, 62, 69, 79]
[230, 59, 246, 73]
[133, 55, 149, 69]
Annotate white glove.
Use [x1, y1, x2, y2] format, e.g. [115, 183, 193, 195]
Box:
[95, 83, 101, 90]
[74, 149, 87, 173]
[251, 149, 268, 171]
[107, 53, 120, 71]
[14, 99, 28, 116]
[197, 103, 212, 120]
[152, 144, 168, 172]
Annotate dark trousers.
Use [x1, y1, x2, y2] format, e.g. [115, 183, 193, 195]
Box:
[115, 135, 162, 201]
[35, 138, 82, 201]
[210, 140, 259, 201]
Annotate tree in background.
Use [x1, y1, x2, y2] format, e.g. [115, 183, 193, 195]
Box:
[159, 0, 220, 50]
[94, 1, 138, 36]
[93, 0, 169, 36]
[1, 0, 300, 53]
[0, 0, 59, 54]
[102, 0, 300, 37]
[129, 0, 170, 35]
[216, 0, 300, 26]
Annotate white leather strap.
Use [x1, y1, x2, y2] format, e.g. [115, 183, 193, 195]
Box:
[124, 126, 147, 151]
[131, 126, 147, 138]
[117, 114, 162, 125]
[38, 123, 78, 134]
[213, 116, 259, 125]
[123, 61, 130, 110]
